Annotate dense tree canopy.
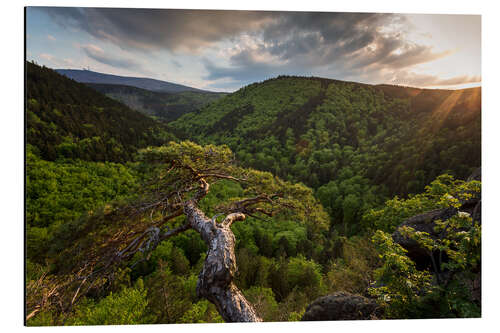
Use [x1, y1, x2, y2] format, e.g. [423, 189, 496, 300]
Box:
[26, 62, 175, 162]
[26, 67, 481, 325]
[26, 141, 329, 323]
[172, 76, 480, 236]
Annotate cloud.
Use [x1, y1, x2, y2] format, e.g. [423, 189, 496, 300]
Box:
[171, 59, 182, 69]
[37, 7, 276, 52]
[39, 53, 55, 62]
[47, 34, 56, 41]
[39, 8, 431, 69]
[389, 70, 481, 87]
[199, 12, 452, 85]
[348, 37, 453, 71]
[203, 56, 275, 83]
[38, 53, 75, 67]
[34, 7, 475, 89]
[81, 44, 143, 71]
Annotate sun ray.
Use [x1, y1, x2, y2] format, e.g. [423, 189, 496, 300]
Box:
[430, 89, 465, 133]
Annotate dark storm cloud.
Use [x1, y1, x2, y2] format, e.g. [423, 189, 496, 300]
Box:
[36, 7, 276, 52]
[36, 7, 456, 86]
[199, 12, 450, 83]
[261, 12, 385, 60]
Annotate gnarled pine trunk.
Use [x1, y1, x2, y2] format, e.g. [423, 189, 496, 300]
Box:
[184, 201, 262, 322]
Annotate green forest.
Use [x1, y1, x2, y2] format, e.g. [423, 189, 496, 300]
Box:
[87, 83, 227, 122]
[25, 62, 481, 325]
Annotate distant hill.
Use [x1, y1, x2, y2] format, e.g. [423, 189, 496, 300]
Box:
[87, 83, 227, 122]
[56, 69, 212, 93]
[172, 75, 481, 198]
[27, 62, 175, 162]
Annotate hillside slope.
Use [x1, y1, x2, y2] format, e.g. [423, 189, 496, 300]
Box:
[27, 62, 175, 162]
[172, 76, 480, 231]
[87, 83, 227, 122]
[56, 69, 211, 93]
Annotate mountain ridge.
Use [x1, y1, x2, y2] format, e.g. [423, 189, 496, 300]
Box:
[55, 68, 214, 93]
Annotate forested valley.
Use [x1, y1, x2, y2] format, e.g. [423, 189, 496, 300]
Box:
[87, 83, 227, 122]
[26, 62, 481, 325]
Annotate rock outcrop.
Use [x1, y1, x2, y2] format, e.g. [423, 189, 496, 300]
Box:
[392, 173, 481, 268]
[301, 292, 382, 321]
[391, 207, 457, 268]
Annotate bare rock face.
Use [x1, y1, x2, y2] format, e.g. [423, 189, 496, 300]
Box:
[391, 207, 458, 268]
[301, 292, 382, 321]
[392, 172, 481, 268]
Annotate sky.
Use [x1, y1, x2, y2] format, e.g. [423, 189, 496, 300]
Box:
[26, 7, 481, 92]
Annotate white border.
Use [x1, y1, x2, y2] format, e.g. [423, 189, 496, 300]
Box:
[3, 1, 498, 332]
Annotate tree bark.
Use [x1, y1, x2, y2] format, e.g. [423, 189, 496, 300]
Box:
[184, 200, 262, 322]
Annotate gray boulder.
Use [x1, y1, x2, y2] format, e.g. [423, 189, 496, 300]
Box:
[392, 174, 481, 267]
[301, 292, 382, 321]
[391, 207, 457, 267]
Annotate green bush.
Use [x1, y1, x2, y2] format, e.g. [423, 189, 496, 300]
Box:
[68, 279, 155, 325]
